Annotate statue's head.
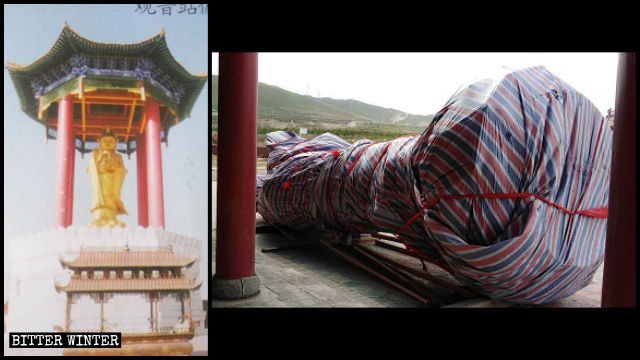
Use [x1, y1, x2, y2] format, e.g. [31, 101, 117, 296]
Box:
[98, 127, 118, 151]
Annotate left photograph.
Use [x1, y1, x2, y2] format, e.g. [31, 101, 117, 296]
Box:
[4, 4, 208, 356]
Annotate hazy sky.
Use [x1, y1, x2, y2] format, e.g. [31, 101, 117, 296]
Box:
[212, 52, 619, 117]
[4, 4, 208, 299]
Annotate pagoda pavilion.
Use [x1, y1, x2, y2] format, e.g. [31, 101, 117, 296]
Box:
[6, 23, 207, 228]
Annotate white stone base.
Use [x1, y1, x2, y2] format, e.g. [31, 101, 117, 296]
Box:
[6, 226, 206, 335]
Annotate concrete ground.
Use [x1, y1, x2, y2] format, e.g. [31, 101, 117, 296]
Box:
[212, 168, 604, 308]
[212, 229, 424, 308]
[211, 220, 603, 308]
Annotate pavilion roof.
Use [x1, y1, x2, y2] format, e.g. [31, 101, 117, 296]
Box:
[54, 277, 202, 293]
[59, 246, 197, 269]
[6, 24, 207, 152]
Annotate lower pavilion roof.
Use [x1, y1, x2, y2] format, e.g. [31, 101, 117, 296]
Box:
[55, 277, 202, 293]
[60, 246, 198, 269]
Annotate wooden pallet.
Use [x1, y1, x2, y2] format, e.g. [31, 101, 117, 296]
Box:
[256, 225, 482, 307]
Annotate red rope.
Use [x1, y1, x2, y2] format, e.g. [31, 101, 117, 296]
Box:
[394, 119, 608, 272]
[397, 191, 608, 237]
[394, 187, 608, 272]
[398, 106, 609, 239]
[346, 142, 377, 177]
[396, 208, 426, 235]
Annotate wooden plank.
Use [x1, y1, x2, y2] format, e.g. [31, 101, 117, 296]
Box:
[351, 245, 446, 306]
[374, 239, 421, 259]
[320, 240, 431, 305]
[371, 232, 402, 242]
[356, 244, 477, 298]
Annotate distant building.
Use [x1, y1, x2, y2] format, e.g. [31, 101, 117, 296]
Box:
[606, 108, 615, 129]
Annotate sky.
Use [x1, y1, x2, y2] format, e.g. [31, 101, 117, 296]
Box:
[212, 52, 619, 117]
[4, 4, 209, 300]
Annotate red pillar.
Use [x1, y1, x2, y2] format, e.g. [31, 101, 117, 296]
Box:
[145, 97, 165, 228]
[54, 95, 74, 227]
[215, 53, 258, 280]
[137, 133, 149, 227]
[602, 53, 636, 307]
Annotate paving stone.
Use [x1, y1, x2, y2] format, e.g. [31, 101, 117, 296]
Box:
[321, 278, 345, 289]
[214, 211, 605, 308]
[330, 301, 368, 308]
[299, 283, 338, 302]
[324, 272, 353, 285]
[262, 282, 295, 295]
[275, 287, 315, 303]
[222, 288, 288, 308]
[289, 298, 328, 308]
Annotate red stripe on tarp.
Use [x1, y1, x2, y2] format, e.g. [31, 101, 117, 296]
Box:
[366, 142, 392, 195]
[346, 142, 377, 177]
[565, 119, 606, 246]
[575, 119, 606, 215]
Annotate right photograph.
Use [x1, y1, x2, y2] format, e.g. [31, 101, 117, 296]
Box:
[211, 52, 635, 308]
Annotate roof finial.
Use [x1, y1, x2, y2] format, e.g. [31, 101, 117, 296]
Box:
[64, 20, 69, 28]
[159, 26, 165, 36]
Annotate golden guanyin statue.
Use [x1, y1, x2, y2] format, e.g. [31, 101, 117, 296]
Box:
[88, 127, 128, 227]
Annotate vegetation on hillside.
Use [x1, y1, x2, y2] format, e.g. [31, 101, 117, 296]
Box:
[211, 75, 432, 144]
[212, 75, 374, 123]
[316, 97, 434, 126]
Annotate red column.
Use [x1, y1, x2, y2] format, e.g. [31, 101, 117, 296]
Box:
[215, 53, 258, 279]
[54, 95, 74, 227]
[145, 97, 165, 228]
[602, 53, 636, 307]
[136, 133, 149, 227]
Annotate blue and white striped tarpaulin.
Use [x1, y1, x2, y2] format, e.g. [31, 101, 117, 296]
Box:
[256, 66, 612, 304]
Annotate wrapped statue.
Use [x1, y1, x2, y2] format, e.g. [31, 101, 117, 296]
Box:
[88, 127, 128, 227]
[256, 66, 612, 304]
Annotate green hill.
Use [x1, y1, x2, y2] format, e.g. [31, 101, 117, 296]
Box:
[212, 75, 374, 125]
[316, 97, 434, 127]
[211, 75, 433, 140]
